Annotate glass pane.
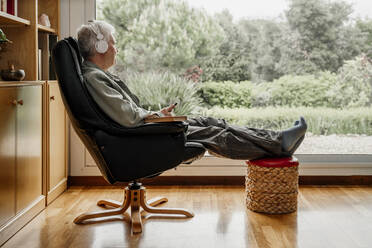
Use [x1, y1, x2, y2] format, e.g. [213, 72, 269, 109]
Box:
[96, 0, 372, 155]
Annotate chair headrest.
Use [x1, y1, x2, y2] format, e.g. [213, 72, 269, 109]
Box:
[67, 37, 83, 67]
[52, 37, 116, 132]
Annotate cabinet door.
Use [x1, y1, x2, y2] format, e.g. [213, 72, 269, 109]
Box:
[0, 88, 16, 226]
[48, 82, 66, 192]
[16, 86, 43, 212]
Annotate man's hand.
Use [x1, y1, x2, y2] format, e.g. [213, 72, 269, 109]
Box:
[160, 103, 177, 117]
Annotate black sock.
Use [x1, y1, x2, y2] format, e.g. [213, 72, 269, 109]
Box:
[281, 117, 307, 152]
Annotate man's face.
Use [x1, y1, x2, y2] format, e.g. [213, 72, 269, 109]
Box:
[104, 34, 117, 69]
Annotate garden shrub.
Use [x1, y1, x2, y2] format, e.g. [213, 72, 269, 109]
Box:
[201, 56, 372, 109]
[199, 106, 372, 135]
[327, 55, 372, 108]
[197, 81, 252, 108]
[250, 72, 337, 108]
[249, 56, 372, 109]
[122, 71, 201, 116]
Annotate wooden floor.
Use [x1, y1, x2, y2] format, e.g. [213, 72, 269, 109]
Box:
[2, 185, 372, 248]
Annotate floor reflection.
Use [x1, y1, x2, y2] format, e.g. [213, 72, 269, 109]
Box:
[3, 186, 372, 248]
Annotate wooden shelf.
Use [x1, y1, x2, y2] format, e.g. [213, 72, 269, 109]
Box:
[0, 1, 64, 246]
[0, 81, 44, 87]
[0, 12, 30, 26]
[38, 24, 56, 34]
[46, 80, 58, 83]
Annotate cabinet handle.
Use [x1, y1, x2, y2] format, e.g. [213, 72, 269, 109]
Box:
[17, 100, 23, 105]
[11, 100, 17, 106]
[50, 96, 55, 101]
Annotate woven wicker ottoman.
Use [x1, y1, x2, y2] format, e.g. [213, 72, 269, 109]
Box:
[245, 157, 299, 214]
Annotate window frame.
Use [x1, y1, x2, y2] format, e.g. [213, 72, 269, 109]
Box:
[65, 0, 372, 177]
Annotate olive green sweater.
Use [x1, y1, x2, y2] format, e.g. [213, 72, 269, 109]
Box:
[82, 61, 158, 127]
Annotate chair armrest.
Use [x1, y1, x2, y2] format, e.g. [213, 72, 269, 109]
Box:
[100, 121, 188, 136]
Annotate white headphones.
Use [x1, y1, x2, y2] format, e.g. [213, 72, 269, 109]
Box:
[88, 21, 108, 54]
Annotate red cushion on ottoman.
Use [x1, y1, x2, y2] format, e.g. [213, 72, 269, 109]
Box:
[246, 157, 299, 168]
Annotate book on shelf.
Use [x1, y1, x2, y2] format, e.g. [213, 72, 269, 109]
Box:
[38, 49, 42, 80]
[1, 0, 17, 16]
[48, 35, 57, 80]
[1, 0, 6, 13]
[38, 34, 58, 81]
[6, 0, 17, 16]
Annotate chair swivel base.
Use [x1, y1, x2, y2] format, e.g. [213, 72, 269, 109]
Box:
[73, 182, 194, 234]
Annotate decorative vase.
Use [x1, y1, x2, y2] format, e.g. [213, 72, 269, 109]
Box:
[0, 41, 8, 53]
[39, 14, 51, 27]
[1, 64, 25, 81]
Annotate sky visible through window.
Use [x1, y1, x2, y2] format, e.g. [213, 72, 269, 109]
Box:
[186, 0, 372, 20]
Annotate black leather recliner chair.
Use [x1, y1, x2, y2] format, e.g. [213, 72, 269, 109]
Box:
[52, 37, 206, 234]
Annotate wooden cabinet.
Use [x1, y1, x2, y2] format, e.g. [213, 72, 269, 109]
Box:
[15, 86, 43, 212]
[0, 0, 63, 245]
[0, 82, 67, 245]
[46, 81, 67, 204]
[0, 84, 44, 245]
[0, 88, 16, 227]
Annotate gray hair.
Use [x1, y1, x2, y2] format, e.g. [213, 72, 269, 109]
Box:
[77, 20, 115, 59]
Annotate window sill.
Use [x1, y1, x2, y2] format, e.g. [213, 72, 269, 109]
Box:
[80, 152, 372, 177]
[161, 154, 372, 176]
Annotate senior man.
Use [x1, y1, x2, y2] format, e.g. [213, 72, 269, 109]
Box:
[77, 20, 307, 160]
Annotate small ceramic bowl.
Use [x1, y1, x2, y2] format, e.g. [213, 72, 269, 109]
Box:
[1, 69, 25, 81]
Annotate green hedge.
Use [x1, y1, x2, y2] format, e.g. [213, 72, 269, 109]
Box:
[250, 72, 337, 107]
[199, 59, 372, 108]
[197, 81, 252, 108]
[199, 106, 372, 135]
[198, 74, 337, 109]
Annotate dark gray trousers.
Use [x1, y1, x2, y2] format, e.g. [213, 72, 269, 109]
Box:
[186, 117, 283, 160]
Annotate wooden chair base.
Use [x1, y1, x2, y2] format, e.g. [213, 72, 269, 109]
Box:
[73, 183, 194, 234]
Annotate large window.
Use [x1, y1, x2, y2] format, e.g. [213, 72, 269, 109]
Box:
[96, 0, 372, 156]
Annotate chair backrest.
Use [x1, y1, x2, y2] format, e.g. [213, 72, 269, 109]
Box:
[52, 37, 116, 183]
[53, 37, 120, 131]
[52, 38, 204, 184]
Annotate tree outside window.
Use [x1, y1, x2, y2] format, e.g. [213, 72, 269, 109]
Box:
[97, 0, 372, 154]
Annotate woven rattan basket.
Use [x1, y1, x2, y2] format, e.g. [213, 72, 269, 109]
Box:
[245, 157, 299, 214]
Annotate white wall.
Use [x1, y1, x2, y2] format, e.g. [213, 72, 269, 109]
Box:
[60, 0, 95, 39]
[60, 0, 96, 176]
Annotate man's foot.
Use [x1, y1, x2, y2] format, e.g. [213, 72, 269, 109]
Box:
[280, 119, 305, 156]
[281, 117, 307, 153]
